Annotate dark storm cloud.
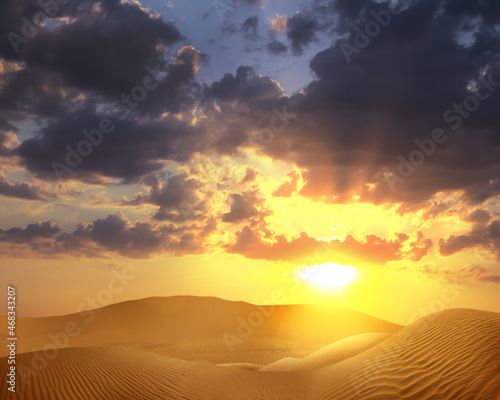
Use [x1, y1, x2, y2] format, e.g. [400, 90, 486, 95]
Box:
[205, 66, 285, 106]
[442, 0, 500, 23]
[123, 173, 200, 208]
[2, 0, 182, 96]
[200, 0, 500, 203]
[121, 172, 206, 222]
[286, 13, 319, 54]
[466, 209, 492, 224]
[2, 0, 500, 218]
[0, 0, 44, 57]
[0, 66, 84, 118]
[239, 167, 257, 184]
[201, 65, 291, 157]
[0, 213, 205, 258]
[0, 175, 47, 200]
[0, 0, 211, 184]
[89, 214, 164, 255]
[222, 191, 262, 223]
[231, 0, 500, 207]
[241, 15, 259, 38]
[0, 43, 204, 123]
[439, 220, 500, 260]
[143, 46, 206, 116]
[327, 0, 372, 20]
[17, 111, 201, 182]
[86, 213, 203, 257]
[266, 40, 287, 55]
[0, 220, 60, 243]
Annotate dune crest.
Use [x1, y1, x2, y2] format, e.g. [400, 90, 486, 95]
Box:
[310, 308, 500, 400]
[259, 332, 391, 371]
[0, 296, 401, 364]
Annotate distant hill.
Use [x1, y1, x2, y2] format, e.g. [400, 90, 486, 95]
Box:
[0, 296, 401, 364]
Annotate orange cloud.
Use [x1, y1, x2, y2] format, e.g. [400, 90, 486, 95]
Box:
[270, 14, 288, 32]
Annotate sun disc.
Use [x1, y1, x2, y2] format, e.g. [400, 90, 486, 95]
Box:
[299, 262, 359, 289]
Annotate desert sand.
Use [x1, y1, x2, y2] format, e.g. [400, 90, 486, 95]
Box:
[0, 296, 401, 363]
[1, 297, 500, 399]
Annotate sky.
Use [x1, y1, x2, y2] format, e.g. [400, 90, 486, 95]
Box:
[1, 0, 500, 325]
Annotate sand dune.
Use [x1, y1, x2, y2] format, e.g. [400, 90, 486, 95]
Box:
[1, 308, 499, 399]
[1, 300, 500, 400]
[259, 332, 391, 371]
[1, 347, 231, 400]
[314, 308, 500, 399]
[0, 296, 401, 364]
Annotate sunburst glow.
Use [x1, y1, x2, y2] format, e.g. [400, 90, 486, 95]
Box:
[299, 262, 360, 289]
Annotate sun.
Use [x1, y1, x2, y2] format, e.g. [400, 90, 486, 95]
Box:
[298, 262, 360, 289]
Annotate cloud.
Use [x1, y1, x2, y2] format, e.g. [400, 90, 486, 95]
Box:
[466, 209, 492, 224]
[205, 65, 285, 105]
[235, 0, 500, 207]
[0, 220, 60, 243]
[121, 172, 206, 222]
[228, 228, 408, 265]
[413, 262, 493, 284]
[266, 40, 287, 55]
[422, 202, 451, 221]
[88, 214, 164, 257]
[1, 0, 500, 269]
[3, 0, 500, 211]
[286, 13, 319, 54]
[0, 117, 18, 157]
[408, 230, 433, 262]
[222, 191, 268, 223]
[239, 167, 257, 184]
[480, 274, 500, 285]
[273, 171, 300, 197]
[0, 213, 206, 258]
[200, 216, 217, 237]
[439, 220, 500, 260]
[227, 228, 320, 262]
[0, 173, 48, 200]
[270, 14, 288, 32]
[2, 0, 182, 97]
[241, 15, 259, 39]
[18, 111, 201, 182]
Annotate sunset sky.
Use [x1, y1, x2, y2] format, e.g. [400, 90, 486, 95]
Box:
[1, 0, 500, 325]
